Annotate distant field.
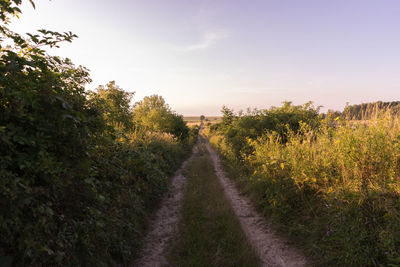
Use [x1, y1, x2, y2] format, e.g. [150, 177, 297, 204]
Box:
[184, 116, 221, 125]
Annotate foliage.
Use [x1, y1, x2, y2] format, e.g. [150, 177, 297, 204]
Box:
[133, 94, 189, 140]
[214, 102, 320, 160]
[93, 81, 134, 132]
[207, 109, 400, 266]
[0, 1, 195, 265]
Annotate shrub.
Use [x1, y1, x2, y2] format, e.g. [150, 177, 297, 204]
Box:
[0, 1, 195, 265]
[208, 106, 400, 266]
[217, 102, 320, 160]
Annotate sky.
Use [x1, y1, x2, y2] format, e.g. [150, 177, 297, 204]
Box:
[9, 0, 400, 115]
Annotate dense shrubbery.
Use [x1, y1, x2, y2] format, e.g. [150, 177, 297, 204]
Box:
[0, 1, 196, 265]
[207, 104, 400, 266]
[212, 102, 320, 160]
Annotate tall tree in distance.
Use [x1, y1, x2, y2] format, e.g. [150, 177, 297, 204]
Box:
[94, 81, 134, 131]
[133, 95, 171, 132]
[133, 95, 189, 140]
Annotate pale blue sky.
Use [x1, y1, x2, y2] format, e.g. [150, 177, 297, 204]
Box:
[11, 0, 400, 115]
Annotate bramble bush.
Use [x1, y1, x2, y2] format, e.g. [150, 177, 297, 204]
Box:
[207, 104, 400, 266]
[0, 1, 196, 265]
[215, 102, 320, 161]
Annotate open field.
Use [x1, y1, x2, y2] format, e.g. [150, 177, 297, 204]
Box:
[184, 117, 222, 126]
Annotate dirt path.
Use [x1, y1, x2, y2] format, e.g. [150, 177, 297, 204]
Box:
[135, 133, 308, 267]
[133, 138, 199, 267]
[205, 137, 308, 267]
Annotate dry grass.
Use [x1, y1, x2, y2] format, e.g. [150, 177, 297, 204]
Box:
[207, 115, 400, 266]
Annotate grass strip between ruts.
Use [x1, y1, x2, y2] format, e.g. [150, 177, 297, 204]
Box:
[167, 144, 259, 267]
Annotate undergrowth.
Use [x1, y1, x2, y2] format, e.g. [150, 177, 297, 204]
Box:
[0, 1, 198, 265]
[206, 112, 400, 266]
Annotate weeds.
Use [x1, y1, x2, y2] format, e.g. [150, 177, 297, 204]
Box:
[208, 112, 400, 266]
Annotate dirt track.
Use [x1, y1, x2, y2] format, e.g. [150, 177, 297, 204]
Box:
[135, 134, 308, 266]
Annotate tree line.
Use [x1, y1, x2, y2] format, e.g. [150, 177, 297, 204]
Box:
[343, 101, 400, 120]
[324, 101, 400, 120]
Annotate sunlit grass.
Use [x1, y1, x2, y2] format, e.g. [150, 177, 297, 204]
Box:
[207, 114, 400, 266]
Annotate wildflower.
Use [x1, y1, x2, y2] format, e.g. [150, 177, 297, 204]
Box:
[326, 228, 334, 236]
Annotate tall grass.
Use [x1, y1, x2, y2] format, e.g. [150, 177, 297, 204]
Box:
[208, 115, 400, 266]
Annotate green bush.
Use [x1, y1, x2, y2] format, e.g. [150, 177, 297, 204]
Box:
[217, 102, 320, 160]
[208, 106, 400, 266]
[0, 1, 195, 265]
[133, 95, 189, 141]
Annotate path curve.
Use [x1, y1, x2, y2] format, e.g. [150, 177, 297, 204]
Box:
[205, 137, 308, 267]
[133, 138, 199, 267]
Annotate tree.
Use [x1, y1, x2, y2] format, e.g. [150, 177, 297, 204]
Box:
[94, 81, 134, 131]
[133, 95, 189, 140]
[133, 95, 171, 132]
[200, 115, 205, 121]
[221, 105, 235, 127]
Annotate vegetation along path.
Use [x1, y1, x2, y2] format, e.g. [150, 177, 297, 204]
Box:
[204, 137, 308, 267]
[134, 136, 200, 266]
[136, 133, 308, 266]
[167, 137, 259, 266]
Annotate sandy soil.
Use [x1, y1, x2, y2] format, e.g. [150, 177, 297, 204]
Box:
[205, 138, 308, 267]
[133, 139, 199, 267]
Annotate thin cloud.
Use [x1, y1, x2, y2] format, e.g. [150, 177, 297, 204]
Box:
[171, 29, 231, 51]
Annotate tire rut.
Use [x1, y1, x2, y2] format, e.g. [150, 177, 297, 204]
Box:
[204, 137, 308, 267]
[133, 137, 199, 267]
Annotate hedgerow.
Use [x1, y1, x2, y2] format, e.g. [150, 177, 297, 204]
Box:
[0, 1, 196, 265]
[207, 104, 400, 266]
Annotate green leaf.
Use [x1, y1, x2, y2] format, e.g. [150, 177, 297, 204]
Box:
[0, 256, 13, 267]
[29, 0, 36, 9]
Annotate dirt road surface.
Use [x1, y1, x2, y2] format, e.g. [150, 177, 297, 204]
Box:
[135, 133, 308, 267]
[133, 139, 198, 267]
